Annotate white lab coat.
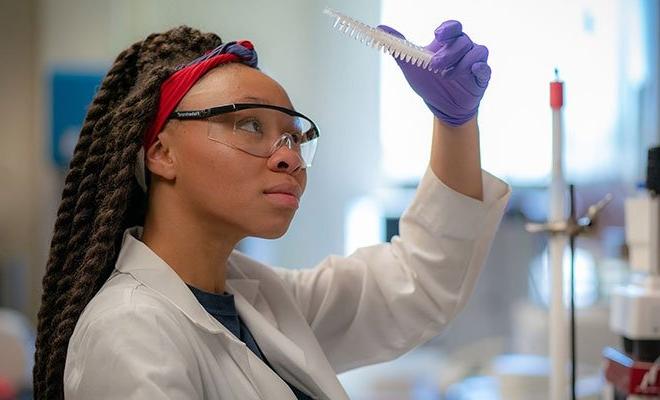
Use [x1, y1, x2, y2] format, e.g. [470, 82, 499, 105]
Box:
[63, 166, 510, 399]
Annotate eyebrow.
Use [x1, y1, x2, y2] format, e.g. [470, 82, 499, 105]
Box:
[235, 96, 268, 104]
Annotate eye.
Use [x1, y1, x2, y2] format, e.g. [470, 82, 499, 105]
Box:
[289, 132, 304, 144]
[281, 125, 303, 142]
[236, 118, 263, 134]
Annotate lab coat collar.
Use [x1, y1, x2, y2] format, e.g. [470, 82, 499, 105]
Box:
[114, 226, 260, 334]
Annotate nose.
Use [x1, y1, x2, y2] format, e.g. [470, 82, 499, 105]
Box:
[266, 141, 304, 174]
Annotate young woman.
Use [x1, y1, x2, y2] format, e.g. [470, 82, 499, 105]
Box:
[34, 22, 510, 399]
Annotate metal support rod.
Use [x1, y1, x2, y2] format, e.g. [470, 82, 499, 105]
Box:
[526, 191, 612, 399]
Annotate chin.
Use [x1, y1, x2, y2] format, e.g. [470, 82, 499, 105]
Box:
[259, 231, 287, 240]
[253, 222, 291, 240]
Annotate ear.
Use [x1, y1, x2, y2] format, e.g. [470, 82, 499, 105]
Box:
[145, 133, 177, 182]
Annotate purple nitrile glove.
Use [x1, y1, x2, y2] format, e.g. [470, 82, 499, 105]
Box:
[377, 21, 491, 126]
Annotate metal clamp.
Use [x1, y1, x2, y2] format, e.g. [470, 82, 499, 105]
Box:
[525, 192, 613, 237]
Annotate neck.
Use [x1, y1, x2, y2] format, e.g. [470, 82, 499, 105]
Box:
[141, 188, 244, 294]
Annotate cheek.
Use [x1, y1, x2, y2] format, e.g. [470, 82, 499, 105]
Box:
[177, 143, 258, 216]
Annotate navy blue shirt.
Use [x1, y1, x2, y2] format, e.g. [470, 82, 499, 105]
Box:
[187, 285, 314, 400]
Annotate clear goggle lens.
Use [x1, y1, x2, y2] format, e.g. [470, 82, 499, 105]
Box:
[207, 107, 318, 168]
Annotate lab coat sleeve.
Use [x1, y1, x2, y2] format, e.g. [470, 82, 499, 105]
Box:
[64, 301, 201, 399]
[274, 166, 511, 373]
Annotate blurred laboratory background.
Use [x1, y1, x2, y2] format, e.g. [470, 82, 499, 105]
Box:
[0, 0, 658, 399]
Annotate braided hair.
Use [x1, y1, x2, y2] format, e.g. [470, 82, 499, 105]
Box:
[33, 26, 224, 399]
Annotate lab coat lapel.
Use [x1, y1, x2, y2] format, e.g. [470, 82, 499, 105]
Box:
[226, 279, 321, 398]
[226, 258, 349, 400]
[116, 228, 223, 334]
[115, 229, 267, 395]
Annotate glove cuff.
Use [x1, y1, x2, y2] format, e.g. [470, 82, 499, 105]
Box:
[425, 101, 478, 127]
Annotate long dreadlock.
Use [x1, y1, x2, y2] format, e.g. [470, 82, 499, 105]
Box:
[34, 26, 224, 399]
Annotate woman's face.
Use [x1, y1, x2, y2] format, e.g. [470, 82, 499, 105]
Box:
[153, 64, 308, 240]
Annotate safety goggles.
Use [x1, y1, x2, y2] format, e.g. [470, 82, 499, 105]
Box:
[169, 103, 319, 168]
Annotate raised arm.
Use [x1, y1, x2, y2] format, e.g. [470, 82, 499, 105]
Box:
[274, 20, 508, 373]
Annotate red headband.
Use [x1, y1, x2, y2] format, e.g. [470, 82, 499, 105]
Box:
[143, 40, 257, 153]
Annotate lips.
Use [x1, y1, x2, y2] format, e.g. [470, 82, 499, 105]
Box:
[263, 183, 302, 199]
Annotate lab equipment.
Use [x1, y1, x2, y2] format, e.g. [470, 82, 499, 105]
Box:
[604, 146, 660, 399]
[549, 72, 569, 400]
[323, 8, 436, 71]
[525, 71, 613, 400]
[526, 185, 612, 399]
[524, 71, 569, 400]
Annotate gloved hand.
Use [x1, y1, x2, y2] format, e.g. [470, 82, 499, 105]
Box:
[377, 21, 491, 126]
